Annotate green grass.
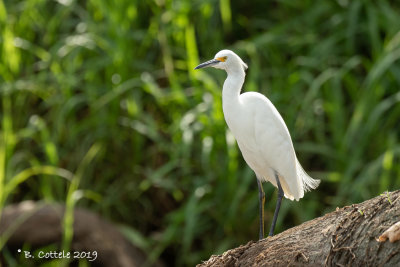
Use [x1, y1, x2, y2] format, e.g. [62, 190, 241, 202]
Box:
[1, 0, 400, 266]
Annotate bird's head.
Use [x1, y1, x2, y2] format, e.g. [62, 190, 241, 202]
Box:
[195, 50, 248, 73]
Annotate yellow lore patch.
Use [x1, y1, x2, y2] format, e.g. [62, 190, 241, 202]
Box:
[216, 56, 227, 62]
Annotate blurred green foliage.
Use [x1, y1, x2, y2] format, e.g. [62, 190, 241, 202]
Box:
[0, 0, 400, 266]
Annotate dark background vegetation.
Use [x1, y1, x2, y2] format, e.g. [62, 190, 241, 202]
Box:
[1, 0, 400, 266]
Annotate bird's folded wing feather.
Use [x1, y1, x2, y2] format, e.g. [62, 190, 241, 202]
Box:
[251, 95, 302, 198]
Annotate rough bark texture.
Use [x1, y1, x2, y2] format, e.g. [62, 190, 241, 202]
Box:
[0, 201, 162, 267]
[198, 190, 400, 267]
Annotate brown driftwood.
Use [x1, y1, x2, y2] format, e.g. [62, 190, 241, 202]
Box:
[198, 190, 400, 267]
[0, 201, 162, 267]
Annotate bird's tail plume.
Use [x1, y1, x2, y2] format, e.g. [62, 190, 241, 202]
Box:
[296, 159, 320, 192]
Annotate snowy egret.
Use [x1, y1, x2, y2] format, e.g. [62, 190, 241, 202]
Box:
[195, 50, 320, 240]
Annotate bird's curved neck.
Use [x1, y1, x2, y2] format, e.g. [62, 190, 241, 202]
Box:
[222, 70, 245, 104]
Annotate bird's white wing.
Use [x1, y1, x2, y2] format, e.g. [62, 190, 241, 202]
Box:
[239, 92, 303, 200]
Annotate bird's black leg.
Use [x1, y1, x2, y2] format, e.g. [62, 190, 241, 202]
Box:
[256, 178, 265, 240]
[268, 172, 284, 236]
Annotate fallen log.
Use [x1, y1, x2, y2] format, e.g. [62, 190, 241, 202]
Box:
[197, 190, 400, 267]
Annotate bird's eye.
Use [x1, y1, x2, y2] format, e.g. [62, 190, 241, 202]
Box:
[216, 56, 227, 62]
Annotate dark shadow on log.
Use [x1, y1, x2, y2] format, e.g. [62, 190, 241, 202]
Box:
[0, 201, 163, 267]
[197, 190, 400, 267]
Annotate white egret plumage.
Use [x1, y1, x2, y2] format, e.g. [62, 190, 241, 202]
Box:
[195, 49, 320, 239]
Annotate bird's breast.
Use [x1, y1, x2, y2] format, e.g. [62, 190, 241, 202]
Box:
[222, 100, 259, 152]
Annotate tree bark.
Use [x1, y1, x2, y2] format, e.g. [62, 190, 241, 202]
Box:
[197, 190, 400, 267]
